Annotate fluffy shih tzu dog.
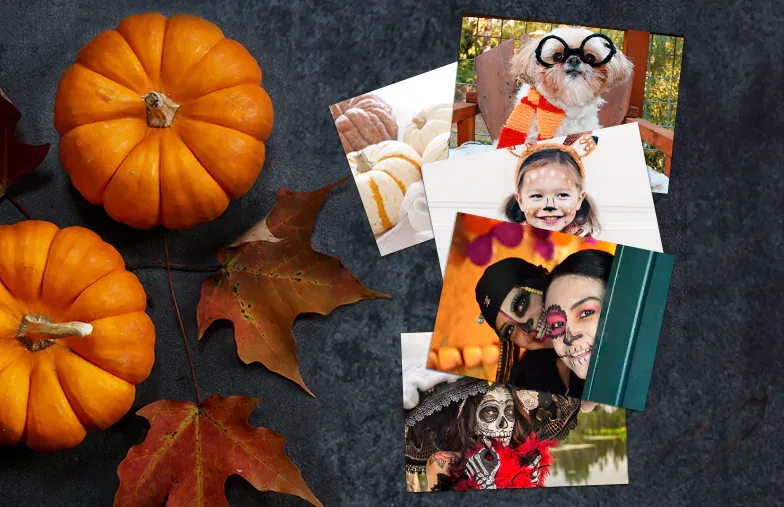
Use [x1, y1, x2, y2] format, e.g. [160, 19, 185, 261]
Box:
[508, 27, 634, 140]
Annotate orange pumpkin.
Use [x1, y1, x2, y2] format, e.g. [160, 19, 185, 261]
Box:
[0, 221, 156, 452]
[53, 13, 274, 230]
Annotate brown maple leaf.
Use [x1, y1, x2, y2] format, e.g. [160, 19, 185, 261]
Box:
[114, 395, 321, 507]
[197, 178, 390, 395]
[0, 89, 50, 197]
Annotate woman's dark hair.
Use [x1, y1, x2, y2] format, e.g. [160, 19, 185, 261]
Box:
[502, 148, 600, 232]
[442, 386, 533, 452]
[550, 249, 614, 285]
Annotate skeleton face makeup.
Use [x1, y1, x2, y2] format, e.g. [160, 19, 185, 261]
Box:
[516, 163, 585, 232]
[494, 286, 551, 350]
[544, 274, 606, 379]
[475, 386, 515, 447]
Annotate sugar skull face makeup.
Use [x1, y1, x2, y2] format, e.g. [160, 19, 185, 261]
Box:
[494, 286, 550, 350]
[544, 274, 606, 379]
[516, 163, 585, 232]
[474, 386, 515, 447]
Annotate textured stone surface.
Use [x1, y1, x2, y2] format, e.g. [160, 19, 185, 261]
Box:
[1, 0, 781, 505]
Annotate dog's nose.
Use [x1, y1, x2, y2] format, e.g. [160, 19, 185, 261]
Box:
[566, 55, 581, 68]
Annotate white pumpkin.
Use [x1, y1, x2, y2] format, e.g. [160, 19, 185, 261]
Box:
[348, 141, 423, 235]
[420, 132, 450, 165]
[403, 103, 453, 155]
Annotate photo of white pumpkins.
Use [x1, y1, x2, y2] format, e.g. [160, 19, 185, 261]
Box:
[329, 63, 457, 256]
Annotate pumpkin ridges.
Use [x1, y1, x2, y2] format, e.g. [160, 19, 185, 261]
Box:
[0, 358, 31, 446]
[41, 226, 126, 308]
[175, 118, 265, 199]
[62, 312, 155, 384]
[366, 177, 393, 231]
[0, 221, 60, 303]
[173, 39, 262, 103]
[76, 29, 152, 95]
[177, 84, 273, 142]
[116, 13, 167, 90]
[55, 350, 136, 430]
[25, 357, 87, 452]
[102, 132, 162, 229]
[160, 14, 225, 98]
[53, 64, 147, 135]
[158, 128, 230, 229]
[60, 119, 149, 205]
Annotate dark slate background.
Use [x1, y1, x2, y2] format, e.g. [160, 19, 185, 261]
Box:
[1, 0, 782, 505]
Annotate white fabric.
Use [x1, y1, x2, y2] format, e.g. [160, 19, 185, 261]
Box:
[647, 165, 669, 193]
[376, 181, 434, 256]
[402, 363, 462, 410]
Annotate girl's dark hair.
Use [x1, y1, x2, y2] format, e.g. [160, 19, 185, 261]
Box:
[443, 386, 533, 452]
[550, 249, 614, 285]
[502, 148, 600, 232]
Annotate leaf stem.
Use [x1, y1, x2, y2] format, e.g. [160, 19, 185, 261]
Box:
[163, 231, 202, 405]
[0, 194, 32, 219]
[127, 261, 221, 273]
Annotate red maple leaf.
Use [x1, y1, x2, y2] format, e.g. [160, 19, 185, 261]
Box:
[197, 178, 390, 395]
[114, 395, 321, 507]
[0, 89, 50, 197]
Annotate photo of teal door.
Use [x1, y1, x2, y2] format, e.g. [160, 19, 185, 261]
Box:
[582, 245, 675, 411]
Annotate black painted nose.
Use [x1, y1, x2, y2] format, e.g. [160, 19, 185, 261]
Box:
[566, 55, 581, 68]
[499, 416, 508, 429]
[564, 332, 582, 346]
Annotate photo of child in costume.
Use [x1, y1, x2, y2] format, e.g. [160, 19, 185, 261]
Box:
[402, 333, 628, 492]
[502, 133, 600, 238]
[422, 123, 663, 275]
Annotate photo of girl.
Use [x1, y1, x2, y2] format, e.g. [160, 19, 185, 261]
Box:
[502, 133, 599, 237]
[428, 213, 673, 410]
[402, 333, 628, 492]
[422, 123, 662, 275]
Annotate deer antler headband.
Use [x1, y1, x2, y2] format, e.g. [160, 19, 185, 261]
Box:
[507, 132, 598, 183]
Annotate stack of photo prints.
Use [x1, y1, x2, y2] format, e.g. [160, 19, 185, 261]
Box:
[330, 15, 680, 492]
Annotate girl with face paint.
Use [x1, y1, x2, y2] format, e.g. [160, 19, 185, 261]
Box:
[503, 144, 600, 237]
[545, 249, 613, 382]
[424, 383, 557, 491]
[475, 258, 576, 396]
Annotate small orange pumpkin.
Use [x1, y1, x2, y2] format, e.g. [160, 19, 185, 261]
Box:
[0, 221, 155, 452]
[53, 13, 274, 229]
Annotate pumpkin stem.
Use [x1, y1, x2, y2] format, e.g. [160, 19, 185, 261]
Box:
[411, 113, 426, 129]
[16, 314, 93, 352]
[143, 91, 180, 128]
[354, 151, 374, 173]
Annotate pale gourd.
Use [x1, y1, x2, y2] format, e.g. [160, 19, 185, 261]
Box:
[348, 141, 422, 235]
[420, 132, 450, 164]
[403, 103, 453, 155]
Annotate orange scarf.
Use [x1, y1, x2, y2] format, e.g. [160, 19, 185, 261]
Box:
[497, 88, 565, 148]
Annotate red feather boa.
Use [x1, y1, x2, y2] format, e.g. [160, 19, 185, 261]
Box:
[449, 435, 558, 490]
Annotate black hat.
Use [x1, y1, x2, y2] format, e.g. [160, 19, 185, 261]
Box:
[475, 258, 549, 329]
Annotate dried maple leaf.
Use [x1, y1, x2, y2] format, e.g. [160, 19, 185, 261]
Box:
[0, 89, 50, 197]
[197, 178, 390, 395]
[114, 395, 321, 507]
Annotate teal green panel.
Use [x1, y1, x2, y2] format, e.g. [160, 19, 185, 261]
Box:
[582, 245, 675, 411]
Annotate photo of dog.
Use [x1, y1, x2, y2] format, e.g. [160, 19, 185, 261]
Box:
[507, 27, 634, 142]
[451, 17, 684, 193]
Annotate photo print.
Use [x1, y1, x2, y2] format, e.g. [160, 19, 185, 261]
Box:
[329, 64, 456, 256]
[424, 123, 662, 274]
[450, 16, 684, 193]
[403, 333, 629, 491]
[427, 213, 674, 411]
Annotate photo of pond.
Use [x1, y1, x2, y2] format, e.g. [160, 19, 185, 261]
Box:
[547, 405, 628, 486]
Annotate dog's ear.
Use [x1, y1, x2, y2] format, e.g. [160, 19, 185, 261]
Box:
[605, 50, 634, 88]
[510, 38, 539, 85]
